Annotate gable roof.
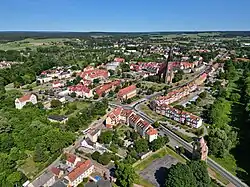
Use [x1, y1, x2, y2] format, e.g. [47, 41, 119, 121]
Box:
[51, 167, 61, 176]
[66, 153, 77, 164]
[67, 160, 92, 182]
[118, 85, 136, 97]
[146, 127, 158, 136]
[18, 94, 34, 102]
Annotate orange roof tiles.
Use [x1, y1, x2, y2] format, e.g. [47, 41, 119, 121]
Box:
[147, 127, 158, 135]
[67, 160, 92, 182]
[118, 85, 136, 98]
[66, 153, 76, 164]
[18, 94, 33, 102]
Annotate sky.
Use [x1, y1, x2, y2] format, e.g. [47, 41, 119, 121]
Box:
[0, 0, 250, 32]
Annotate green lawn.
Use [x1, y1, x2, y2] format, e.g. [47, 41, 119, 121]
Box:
[210, 154, 238, 176]
[0, 38, 68, 50]
[134, 174, 155, 187]
[18, 156, 44, 179]
[133, 147, 186, 171]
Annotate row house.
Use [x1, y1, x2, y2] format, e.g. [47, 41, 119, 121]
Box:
[152, 103, 202, 128]
[154, 83, 197, 106]
[106, 108, 158, 142]
[95, 80, 121, 97]
[117, 85, 137, 101]
[68, 84, 93, 98]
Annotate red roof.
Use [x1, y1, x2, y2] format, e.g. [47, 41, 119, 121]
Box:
[114, 57, 125, 63]
[69, 84, 90, 93]
[146, 127, 158, 136]
[66, 153, 76, 164]
[18, 94, 33, 102]
[118, 85, 136, 97]
[67, 160, 92, 182]
[79, 69, 109, 80]
[95, 80, 120, 96]
[51, 167, 60, 176]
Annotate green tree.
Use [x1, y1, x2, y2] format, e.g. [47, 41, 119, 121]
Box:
[91, 151, 101, 161]
[98, 152, 111, 165]
[172, 70, 184, 83]
[70, 92, 77, 98]
[50, 99, 62, 108]
[209, 97, 231, 128]
[115, 163, 135, 187]
[229, 93, 241, 102]
[135, 139, 149, 153]
[149, 137, 166, 151]
[98, 131, 113, 144]
[188, 161, 211, 187]
[199, 91, 207, 99]
[131, 131, 139, 140]
[166, 162, 196, 187]
[93, 94, 99, 100]
[152, 121, 160, 128]
[120, 63, 130, 72]
[33, 144, 47, 162]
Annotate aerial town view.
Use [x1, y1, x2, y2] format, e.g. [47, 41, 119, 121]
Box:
[0, 1, 250, 187]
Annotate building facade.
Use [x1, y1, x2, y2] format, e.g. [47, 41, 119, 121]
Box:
[15, 94, 38, 109]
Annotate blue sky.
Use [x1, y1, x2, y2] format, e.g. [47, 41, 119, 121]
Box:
[0, 0, 250, 31]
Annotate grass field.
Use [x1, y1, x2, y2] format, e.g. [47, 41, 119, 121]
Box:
[210, 154, 238, 176]
[0, 38, 68, 50]
[133, 147, 185, 171]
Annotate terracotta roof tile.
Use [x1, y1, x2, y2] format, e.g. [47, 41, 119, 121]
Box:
[118, 85, 136, 97]
[18, 94, 33, 102]
[68, 160, 92, 182]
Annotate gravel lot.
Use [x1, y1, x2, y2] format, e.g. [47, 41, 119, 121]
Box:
[139, 155, 178, 187]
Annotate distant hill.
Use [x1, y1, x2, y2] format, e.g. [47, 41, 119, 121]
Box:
[0, 31, 250, 41]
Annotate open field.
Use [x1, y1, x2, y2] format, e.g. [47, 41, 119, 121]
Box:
[0, 38, 68, 50]
[133, 147, 186, 187]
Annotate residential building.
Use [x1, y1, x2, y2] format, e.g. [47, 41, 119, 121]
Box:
[117, 85, 137, 101]
[106, 108, 158, 142]
[114, 57, 125, 63]
[48, 115, 68, 124]
[50, 167, 63, 178]
[64, 160, 94, 187]
[15, 94, 38, 109]
[66, 153, 81, 168]
[87, 129, 101, 143]
[52, 81, 64, 88]
[37, 76, 53, 84]
[28, 170, 55, 187]
[68, 84, 93, 98]
[79, 68, 109, 82]
[151, 103, 203, 128]
[95, 80, 120, 97]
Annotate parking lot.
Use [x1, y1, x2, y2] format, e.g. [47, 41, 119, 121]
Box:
[139, 155, 178, 187]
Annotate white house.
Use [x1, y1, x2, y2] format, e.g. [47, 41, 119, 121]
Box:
[15, 94, 38, 109]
